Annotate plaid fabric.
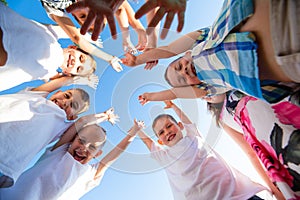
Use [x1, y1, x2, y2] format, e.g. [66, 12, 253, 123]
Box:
[191, 0, 264, 99]
[41, 0, 75, 12]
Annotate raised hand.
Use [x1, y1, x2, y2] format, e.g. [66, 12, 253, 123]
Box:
[135, 0, 186, 39]
[163, 100, 174, 109]
[72, 74, 99, 89]
[123, 39, 138, 55]
[66, 0, 124, 41]
[121, 52, 137, 67]
[138, 93, 150, 105]
[110, 56, 123, 72]
[127, 119, 145, 137]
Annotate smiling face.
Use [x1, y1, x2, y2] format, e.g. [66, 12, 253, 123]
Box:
[61, 47, 95, 76]
[68, 125, 106, 164]
[166, 51, 201, 87]
[153, 116, 184, 147]
[49, 89, 87, 120]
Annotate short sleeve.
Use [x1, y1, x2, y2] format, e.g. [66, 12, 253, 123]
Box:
[18, 87, 50, 98]
[183, 123, 202, 138]
[150, 142, 167, 163]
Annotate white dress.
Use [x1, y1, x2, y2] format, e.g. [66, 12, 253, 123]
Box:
[0, 89, 70, 184]
[0, 3, 63, 91]
[151, 123, 266, 200]
[0, 144, 103, 200]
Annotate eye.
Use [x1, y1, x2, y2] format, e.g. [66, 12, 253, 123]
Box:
[175, 63, 182, 71]
[158, 130, 164, 136]
[64, 93, 70, 99]
[167, 124, 172, 128]
[79, 55, 85, 62]
[77, 66, 83, 73]
[78, 138, 85, 145]
[79, 14, 86, 19]
[89, 145, 97, 152]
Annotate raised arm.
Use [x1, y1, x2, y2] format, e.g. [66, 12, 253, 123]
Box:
[114, 2, 137, 54]
[137, 130, 154, 151]
[135, 0, 187, 39]
[94, 119, 144, 179]
[222, 123, 285, 200]
[164, 100, 191, 124]
[66, 0, 124, 40]
[31, 76, 73, 93]
[121, 30, 201, 67]
[138, 86, 207, 105]
[52, 108, 119, 150]
[50, 15, 123, 72]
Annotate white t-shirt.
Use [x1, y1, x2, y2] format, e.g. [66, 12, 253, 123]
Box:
[0, 144, 103, 200]
[151, 123, 266, 200]
[0, 89, 70, 183]
[0, 3, 63, 91]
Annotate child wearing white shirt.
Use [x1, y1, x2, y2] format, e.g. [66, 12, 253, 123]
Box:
[0, 109, 144, 200]
[0, 76, 90, 188]
[137, 100, 269, 200]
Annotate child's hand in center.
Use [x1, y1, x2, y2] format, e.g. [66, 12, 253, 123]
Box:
[121, 52, 137, 67]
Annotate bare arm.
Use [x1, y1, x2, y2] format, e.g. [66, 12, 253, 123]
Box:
[52, 108, 118, 150]
[139, 86, 207, 105]
[164, 100, 192, 124]
[94, 120, 144, 179]
[51, 15, 115, 62]
[31, 76, 73, 93]
[121, 31, 201, 66]
[137, 130, 154, 151]
[222, 123, 285, 200]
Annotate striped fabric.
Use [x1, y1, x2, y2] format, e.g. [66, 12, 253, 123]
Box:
[191, 0, 264, 99]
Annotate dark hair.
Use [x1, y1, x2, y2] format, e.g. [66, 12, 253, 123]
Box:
[73, 88, 90, 114]
[206, 102, 224, 127]
[164, 56, 183, 87]
[152, 114, 178, 136]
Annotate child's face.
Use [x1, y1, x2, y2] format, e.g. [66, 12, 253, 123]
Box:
[166, 52, 201, 87]
[62, 47, 94, 76]
[153, 117, 184, 147]
[50, 89, 86, 120]
[68, 125, 105, 164]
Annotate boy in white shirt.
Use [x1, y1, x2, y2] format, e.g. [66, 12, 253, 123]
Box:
[0, 109, 144, 200]
[0, 76, 90, 188]
[137, 100, 269, 200]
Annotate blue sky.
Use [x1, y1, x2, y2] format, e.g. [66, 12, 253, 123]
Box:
[3, 1, 269, 199]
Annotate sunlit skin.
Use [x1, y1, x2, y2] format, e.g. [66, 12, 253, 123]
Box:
[61, 47, 94, 76]
[166, 51, 201, 87]
[49, 89, 86, 120]
[153, 116, 184, 147]
[68, 125, 105, 164]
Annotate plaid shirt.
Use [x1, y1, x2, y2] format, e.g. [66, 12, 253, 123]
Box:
[192, 0, 263, 99]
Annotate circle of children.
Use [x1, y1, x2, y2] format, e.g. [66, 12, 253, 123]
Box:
[0, 0, 299, 199]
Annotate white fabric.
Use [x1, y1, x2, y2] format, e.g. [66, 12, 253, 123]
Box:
[0, 144, 103, 200]
[220, 101, 244, 133]
[0, 88, 70, 183]
[41, 0, 71, 19]
[0, 3, 63, 91]
[151, 123, 266, 200]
